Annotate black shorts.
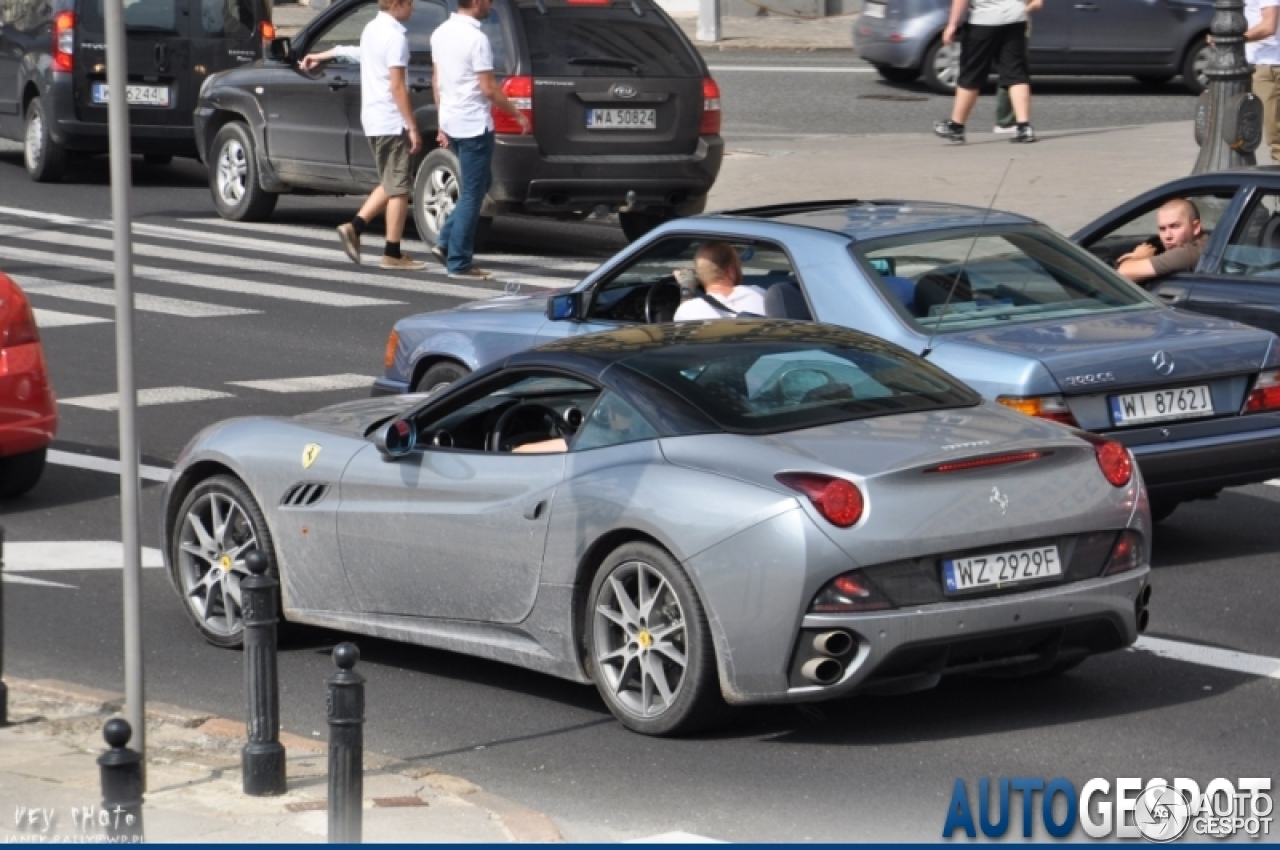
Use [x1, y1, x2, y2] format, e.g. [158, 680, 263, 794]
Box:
[958, 22, 1030, 90]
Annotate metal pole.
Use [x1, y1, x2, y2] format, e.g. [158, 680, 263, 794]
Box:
[103, 0, 145, 766]
[697, 0, 722, 43]
[97, 718, 145, 841]
[327, 643, 364, 844]
[0, 526, 7, 727]
[241, 550, 286, 796]
[1193, 0, 1262, 173]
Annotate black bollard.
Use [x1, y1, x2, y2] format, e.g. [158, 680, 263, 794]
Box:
[0, 526, 7, 727]
[327, 642, 364, 844]
[241, 549, 287, 795]
[97, 718, 144, 841]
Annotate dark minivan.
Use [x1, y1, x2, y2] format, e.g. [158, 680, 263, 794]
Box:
[193, 0, 723, 242]
[0, 0, 271, 181]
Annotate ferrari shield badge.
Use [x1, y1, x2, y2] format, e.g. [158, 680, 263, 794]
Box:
[302, 443, 322, 469]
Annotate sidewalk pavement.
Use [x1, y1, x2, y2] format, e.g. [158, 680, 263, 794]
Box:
[0, 678, 562, 843]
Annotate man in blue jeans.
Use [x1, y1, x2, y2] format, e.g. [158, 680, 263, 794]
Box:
[429, 0, 529, 280]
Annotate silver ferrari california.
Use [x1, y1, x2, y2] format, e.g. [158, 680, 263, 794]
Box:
[164, 321, 1152, 736]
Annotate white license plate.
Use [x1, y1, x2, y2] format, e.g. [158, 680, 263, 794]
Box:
[586, 108, 656, 130]
[1109, 385, 1213, 426]
[863, 2, 885, 17]
[943, 546, 1061, 594]
[92, 83, 171, 107]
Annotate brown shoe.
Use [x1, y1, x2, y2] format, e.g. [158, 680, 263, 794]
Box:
[336, 223, 361, 265]
[447, 266, 494, 280]
[381, 253, 428, 271]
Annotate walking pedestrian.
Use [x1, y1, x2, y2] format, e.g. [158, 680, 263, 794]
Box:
[994, 0, 1041, 133]
[933, 0, 1037, 144]
[1245, 0, 1280, 163]
[302, 0, 426, 270]
[429, 0, 531, 281]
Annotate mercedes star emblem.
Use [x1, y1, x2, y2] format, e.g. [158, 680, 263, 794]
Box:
[1152, 350, 1175, 376]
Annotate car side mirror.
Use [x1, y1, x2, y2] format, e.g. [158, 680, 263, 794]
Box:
[269, 36, 292, 63]
[547, 292, 583, 322]
[374, 418, 417, 459]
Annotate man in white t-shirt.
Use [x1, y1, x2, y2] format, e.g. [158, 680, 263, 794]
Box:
[1246, 0, 1280, 163]
[302, 0, 427, 271]
[429, 0, 530, 280]
[673, 242, 767, 321]
[932, 0, 1036, 145]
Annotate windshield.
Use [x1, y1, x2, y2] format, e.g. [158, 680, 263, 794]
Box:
[519, 7, 701, 77]
[619, 337, 979, 434]
[855, 227, 1156, 334]
[81, 0, 183, 33]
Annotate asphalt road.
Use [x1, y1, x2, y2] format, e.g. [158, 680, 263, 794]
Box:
[0, 55, 1276, 842]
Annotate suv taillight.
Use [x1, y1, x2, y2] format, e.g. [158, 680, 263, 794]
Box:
[53, 11, 75, 72]
[493, 76, 533, 134]
[259, 20, 276, 49]
[700, 77, 721, 135]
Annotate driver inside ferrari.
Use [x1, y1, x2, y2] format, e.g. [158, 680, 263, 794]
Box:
[512, 392, 646, 454]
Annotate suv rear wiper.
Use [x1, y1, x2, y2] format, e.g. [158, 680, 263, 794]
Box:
[566, 56, 641, 73]
[125, 24, 180, 33]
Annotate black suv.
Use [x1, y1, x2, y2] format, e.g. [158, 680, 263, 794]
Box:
[193, 0, 724, 242]
[0, 0, 271, 181]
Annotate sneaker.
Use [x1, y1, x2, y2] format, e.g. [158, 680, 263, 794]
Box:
[429, 244, 447, 267]
[993, 123, 1017, 134]
[1011, 124, 1037, 144]
[381, 253, 428, 271]
[447, 266, 494, 280]
[933, 119, 965, 143]
[336, 223, 361, 265]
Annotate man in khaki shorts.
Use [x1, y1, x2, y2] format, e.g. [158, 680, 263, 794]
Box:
[302, 0, 425, 270]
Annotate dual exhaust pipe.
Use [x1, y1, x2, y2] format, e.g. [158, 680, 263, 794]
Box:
[1135, 583, 1152, 634]
[800, 630, 855, 686]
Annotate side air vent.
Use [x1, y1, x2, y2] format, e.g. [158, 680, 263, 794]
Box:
[281, 483, 330, 508]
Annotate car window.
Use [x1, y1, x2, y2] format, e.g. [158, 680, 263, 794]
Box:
[1082, 192, 1234, 268]
[519, 6, 701, 77]
[857, 227, 1156, 333]
[571, 391, 658, 451]
[479, 1, 513, 75]
[589, 237, 799, 324]
[308, 1, 378, 56]
[1219, 192, 1280, 280]
[81, 0, 185, 33]
[405, 0, 449, 64]
[620, 334, 978, 434]
[198, 0, 257, 37]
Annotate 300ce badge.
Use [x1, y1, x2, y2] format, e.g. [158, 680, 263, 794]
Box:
[1063, 372, 1115, 387]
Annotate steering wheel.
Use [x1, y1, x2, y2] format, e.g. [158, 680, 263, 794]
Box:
[644, 276, 679, 324]
[488, 402, 565, 452]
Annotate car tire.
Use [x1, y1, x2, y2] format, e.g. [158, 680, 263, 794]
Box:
[922, 38, 961, 95]
[1182, 36, 1211, 94]
[24, 98, 67, 183]
[619, 208, 677, 242]
[875, 64, 922, 85]
[143, 153, 174, 165]
[413, 360, 469, 395]
[584, 541, 728, 736]
[170, 474, 278, 648]
[413, 148, 493, 251]
[209, 122, 278, 222]
[0, 448, 47, 499]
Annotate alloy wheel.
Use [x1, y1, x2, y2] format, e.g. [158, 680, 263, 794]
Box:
[592, 559, 689, 719]
[176, 491, 260, 638]
[420, 165, 458, 237]
[935, 42, 961, 90]
[25, 111, 43, 172]
[216, 139, 248, 206]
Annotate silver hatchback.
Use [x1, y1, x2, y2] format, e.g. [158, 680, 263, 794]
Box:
[854, 0, 1214, 95]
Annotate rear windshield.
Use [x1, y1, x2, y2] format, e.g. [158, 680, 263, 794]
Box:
[855, 227, 1156, 334]
[81, 0, 184, 33]
[619, 339, 979, 434]
[519, 6, 701, 77]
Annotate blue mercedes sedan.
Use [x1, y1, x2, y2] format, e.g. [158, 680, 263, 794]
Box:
[375, 199, 1280, 523]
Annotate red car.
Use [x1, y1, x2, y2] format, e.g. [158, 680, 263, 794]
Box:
[0, 273, 56, 498]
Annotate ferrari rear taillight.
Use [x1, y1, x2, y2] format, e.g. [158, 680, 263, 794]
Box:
[1, 282, 39, 349]
[1244, 369, 1280, 413]
[493, 76, 533, 134]
[1102, 529, 1143, 576]
[1072, 430, 1132, 487]
[925, 450, 1050, 474]
[53, 11, 75, 73]
[776, 472, 864, 528]
[810, 571, 892, 613]
[996, 394, 1078, 427]
[699, 78, 721, 135]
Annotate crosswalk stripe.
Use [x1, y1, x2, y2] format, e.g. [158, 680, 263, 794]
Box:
[228, 373, 375, 393]
[33, 308, 111, 327]
[0, 244, 399, 308]
[60, 387, 235, 410]
[47, 448, 172, 483]
[17, 276, 259, 318]
[3, 541, 165, 572]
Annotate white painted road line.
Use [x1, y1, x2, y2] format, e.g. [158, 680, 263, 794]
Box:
[0, 244, 399, 308]
[32, 308, 111, 328]
[60, 386, 235, 411]
[3, 541, 165, 571]
[17, 276, 259, 318]
[1132, 636, 1280, 680]
[628, 833, 725, 843]
[228, 373, 376, 393]
[46, 449, 172, 483]
[1, 574, 77, 589]
[707, 65, 875, 73]
[1266, 479, 1280, 487]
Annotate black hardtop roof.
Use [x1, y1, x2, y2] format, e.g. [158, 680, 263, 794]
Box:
[709, 199, 1036, 240]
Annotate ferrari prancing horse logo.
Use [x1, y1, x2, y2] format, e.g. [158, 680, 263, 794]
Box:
[302, 443, 322, 469]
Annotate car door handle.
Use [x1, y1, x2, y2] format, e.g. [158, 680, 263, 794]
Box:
[522, 500, 546, 520]
[328, 78, 349, 90]
[1074, 2, 1097, 8]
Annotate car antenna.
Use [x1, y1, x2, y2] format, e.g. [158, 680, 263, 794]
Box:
[921, 158, 1015, 360]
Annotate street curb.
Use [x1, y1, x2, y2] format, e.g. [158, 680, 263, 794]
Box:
[6, 677, 565, 843]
